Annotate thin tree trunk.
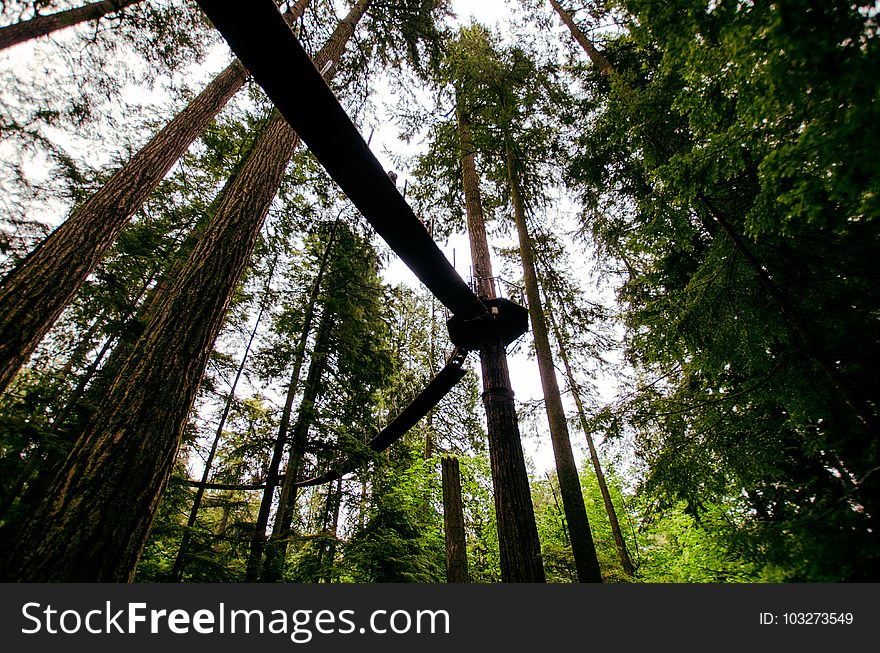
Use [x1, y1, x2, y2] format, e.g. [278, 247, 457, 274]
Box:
[0, 0, 313, 395]
[550, 0, 880, 441]
[506, 142, 602, 582]
[547, 0, 614, 76]
[457, 106, 544, 583]
[170, 256, 277, 582]
[357, 477, 367, 531]
[54, 310, 107, 382]
[238, 0, 376, 579]
[52, 267, 162, 431]
[544, 472, 577, 582]
[258, 308, 333, 582]
[314, 478, 340, 581]
[216, 499, 233, 538]
[52, 331, 117, 425]
[244, 218, 341, 582]
[545, 306, 636, 577]
[0, 0, 141, 51]
[322, 477, 343, 583]
[441, 455, 469, 583]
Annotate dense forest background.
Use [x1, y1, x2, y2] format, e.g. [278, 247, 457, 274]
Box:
[0, 0, 878, 582]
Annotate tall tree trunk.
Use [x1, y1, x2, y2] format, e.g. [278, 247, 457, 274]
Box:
[441, 455, 469, 583]
[0, 0, 142, 51]
[0, 0, 313, 395]
[457, 106, 544, 583]
[245, 218, 341, 582]
[547, 0, 614, 77]
[506, 142, 602, 583]
[258, 307, 333, 582]
[0, 61, 247, 394]
[170, 256, 276, 582]
[544, 305, 636, 577]
[549, 0, 880, 441]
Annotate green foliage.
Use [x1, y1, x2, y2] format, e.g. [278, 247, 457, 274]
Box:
[407, 22, 572, 238]
[7, 0, 877, 584]
[635, 501, 773, 583]
[531, 465, 637, 583]
[530, 474, 578, 582]
[343, 458, 445, 582]
[457, 453, 501, 582]
[362, 0, 452, 75]
[564, 0, 880, 580]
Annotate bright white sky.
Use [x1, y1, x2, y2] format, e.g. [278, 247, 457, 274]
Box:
[450, 0, 513, 24]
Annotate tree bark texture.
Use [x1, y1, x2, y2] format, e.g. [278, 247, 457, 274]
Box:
[441, 456, 469, 583]
[548, 0, 614, 77]
[171, 259, 275, 582]
[0, 0, 142, 51]
[457, 106, 544, 583]
[457, 111, 497, 299]
[507, 142, 602, 583]
[0, 108, 299, 582]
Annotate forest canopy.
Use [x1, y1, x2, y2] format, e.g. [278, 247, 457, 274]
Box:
[0, 0, 877, 583]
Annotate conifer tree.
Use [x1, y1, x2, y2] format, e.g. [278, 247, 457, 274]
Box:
[550, 0, 880, 579]
[456, 101, 545, 582]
